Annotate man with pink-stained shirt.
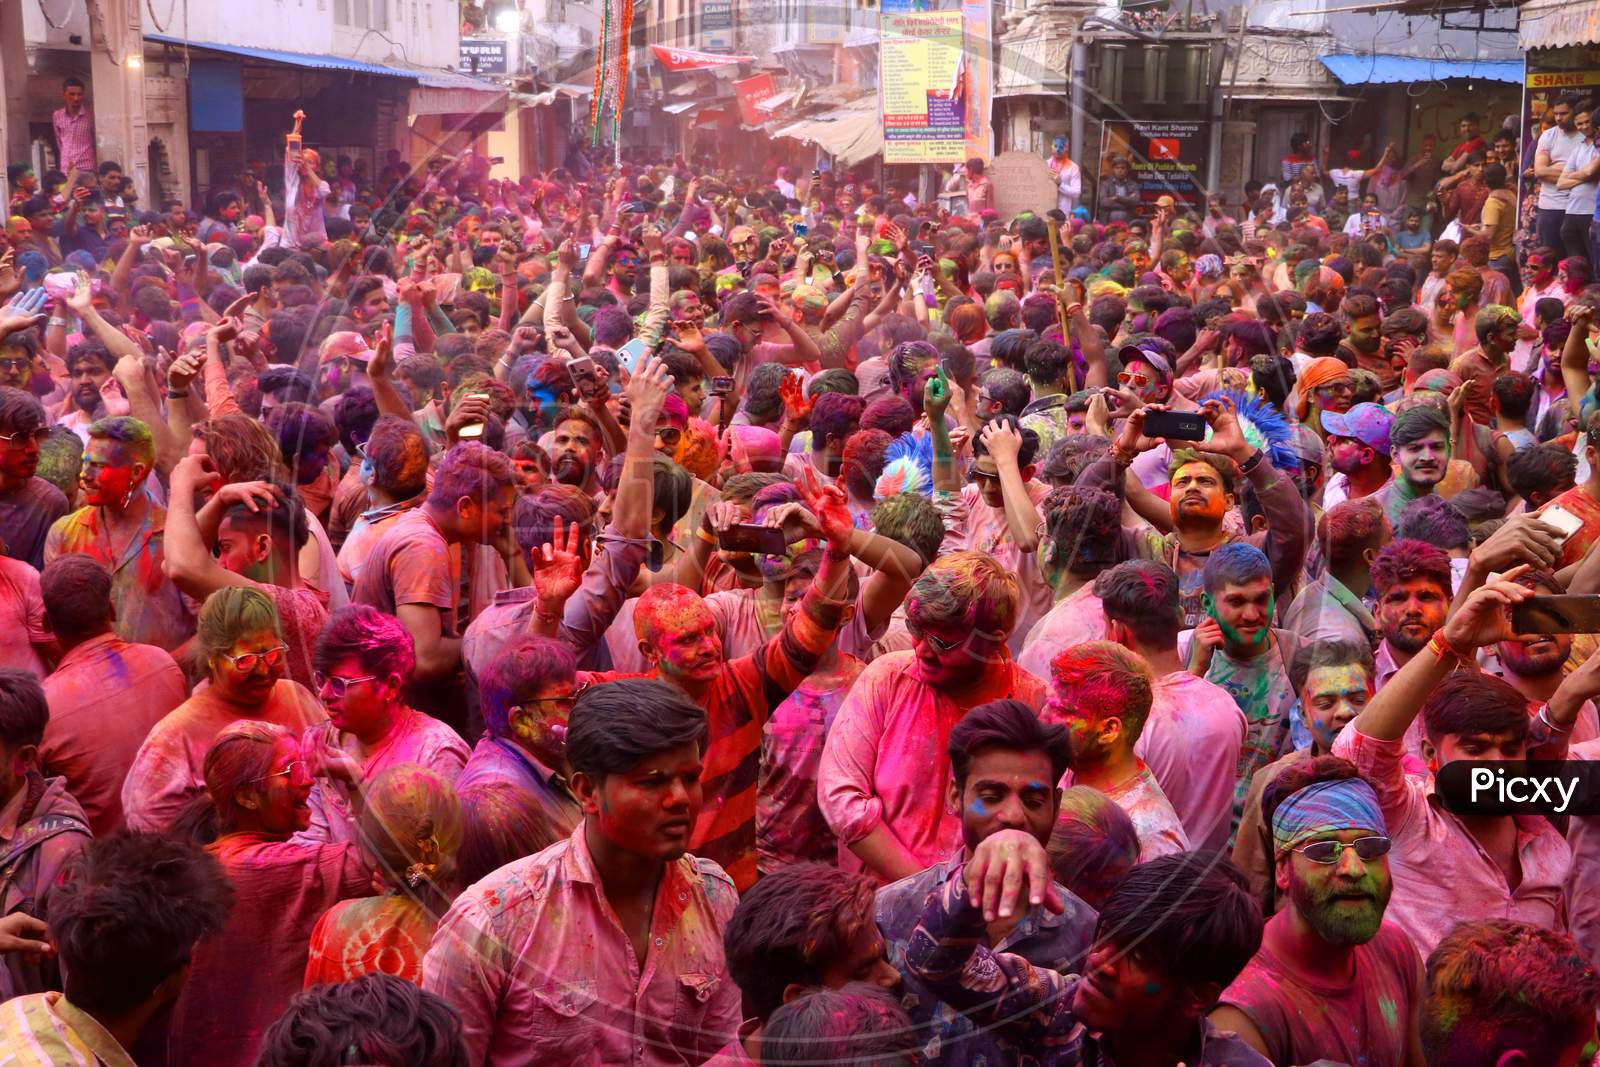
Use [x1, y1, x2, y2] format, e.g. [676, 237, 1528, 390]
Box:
[1098, 560, 1246, 854]
[37, 555, 184, 836]
[422, 679, 741, 1066]
[819, 552, 1046, 884]
[1331, 571, 1600, 957]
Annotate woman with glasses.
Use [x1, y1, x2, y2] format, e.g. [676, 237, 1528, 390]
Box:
[168, 718, 372, 1067]
[1212, 760, 1420, 1067]
[301, 605, 469, 844]
[123, 586, 326, 834]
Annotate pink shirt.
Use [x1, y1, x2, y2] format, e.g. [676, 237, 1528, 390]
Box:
[818, 651, 1047, 874]
[421, 826, 742, 1067]
[940, 483, 1054, 654]
[301, 708, 469, 844]
[0, 557, 49, 677]
[1017, 583, 1105, 680]
[41, 633, 186, 835]
[1332, 723, 1571, 957]
[1564, 738, 1600, 970]
[1135, 671, 1248, 853]
[122, 679, 327, 833]
[1065, 761, 1190, 861]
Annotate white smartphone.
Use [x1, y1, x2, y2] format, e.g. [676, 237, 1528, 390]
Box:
[1541, 504, 1584, 546]
[458, 392, 488, 439]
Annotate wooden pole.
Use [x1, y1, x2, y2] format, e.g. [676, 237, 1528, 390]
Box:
[1046, 217, 1077, 393]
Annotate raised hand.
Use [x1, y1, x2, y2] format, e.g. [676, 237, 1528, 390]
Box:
[924, 366, 952, 421]
[1441, 564, 1535, 652]
[626, 353, 672, 431]
[367, 321, 394, 382]
[779, 371, 813, 427]
[166, 348, 203, 393]
[0, 287, 48, 335]
[964, 828, 1064, 922]
[530, 514, 584, 611]
[1199, 395, 1250, 461]
[979, 419, 1023, 466]
[66, 272, 94, 314]
[796, 467, 853, 551]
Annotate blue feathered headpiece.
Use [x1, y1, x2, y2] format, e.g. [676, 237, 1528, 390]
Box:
[875, 430, 935, 499]
[1199, 389, 1301, 473]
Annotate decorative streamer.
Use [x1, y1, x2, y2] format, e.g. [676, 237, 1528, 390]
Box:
[591, 0, 635, 148]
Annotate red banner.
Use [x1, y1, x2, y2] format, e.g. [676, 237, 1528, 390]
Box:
[733, 73, 777, 126]
[649, 44, 755, 72]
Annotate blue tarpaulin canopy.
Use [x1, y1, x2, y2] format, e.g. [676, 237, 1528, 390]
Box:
[1319, 54, 1524, 85]
[146, 34, 418, 79]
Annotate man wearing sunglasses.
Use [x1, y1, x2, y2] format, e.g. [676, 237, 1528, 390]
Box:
[0, 388, 68, 569]
[1213, 763, 1422, 1067]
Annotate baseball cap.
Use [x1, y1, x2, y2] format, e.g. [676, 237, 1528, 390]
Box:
[1320, 402, 1393, 456]
[320, 330, 376, 365]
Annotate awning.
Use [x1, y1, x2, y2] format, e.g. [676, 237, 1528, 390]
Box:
[662, 101, 697, 115]
[771, 103, 882, 165]
[1318, 54, 1524, 85]
[1521, 0, 1600, 50]
[651, 44, 755, 72]
[405, 67, 509, 115]
[146, 33, 416, 79]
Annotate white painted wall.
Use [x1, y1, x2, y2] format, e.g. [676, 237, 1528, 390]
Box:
[130, 0, 461, 70]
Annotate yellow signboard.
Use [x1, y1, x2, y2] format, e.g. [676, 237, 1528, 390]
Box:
[1526, 69, 1600, 89]
[880, 10, 966, 164]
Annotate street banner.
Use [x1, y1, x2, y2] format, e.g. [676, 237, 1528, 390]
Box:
[880, 10, 967, 164]
[650, 45, 756, 72]
[1097, 119, 1209, 213]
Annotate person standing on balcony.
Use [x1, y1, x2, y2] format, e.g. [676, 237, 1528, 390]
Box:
[52, 78, 95, 174]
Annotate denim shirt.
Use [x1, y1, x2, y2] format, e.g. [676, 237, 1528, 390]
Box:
[876, 853, 1096, 1067]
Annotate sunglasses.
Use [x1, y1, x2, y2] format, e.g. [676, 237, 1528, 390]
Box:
[0, 426, 49, 446]
[314, 671, 378, 697]
[253, 759, 305, 785]
[656, 427, 683, 447]
[220, 644, 289, 672]
[906, 620, 972, 654]
[1291, 835, 1391, 864]
[1118, 371, 1150, 389]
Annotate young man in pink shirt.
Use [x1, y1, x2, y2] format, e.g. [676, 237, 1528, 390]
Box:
[1099, 560, 1247, 853]
[38, 554, 185, 835]
[1047, 641, 1190, 861]
[422, 679, 743, 1066]
[1332, 567, 1600, 956]
[819, 551, 1047, 883]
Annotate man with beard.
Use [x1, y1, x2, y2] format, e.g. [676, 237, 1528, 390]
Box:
[547, 407, 604, 493]
[1338, 292, 1390, 391]
[57, 340, 118, 446]
[422, 679, 743, 1065]
[905, 845, 1269, 1067]
[1048, 641, 1189, 861]
[1332, 568, 1600, 956]
[1184, 543, 1302, 833]
[1534, 93, 1587, 254]
[1214, 761, 1425, 1067]
[508, 355, 580, 450]
[461, 357, 670, 678]
[1233, 640, 1377, 900]
[0, 389, 67, 568]
[1320, 403, 1394, 510]
[874, 698, 1095, 1067]
[1087, 396, 1310, 627]
[1494, 569, 1599, 741]
[1374, 406, 1451, 528]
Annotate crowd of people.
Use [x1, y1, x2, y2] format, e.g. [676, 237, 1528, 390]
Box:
[4, 87, 1600, 1067]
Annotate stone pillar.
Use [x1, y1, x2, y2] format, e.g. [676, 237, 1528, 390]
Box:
[0, 0, 28, 203]
[87, 0, 149, 200]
